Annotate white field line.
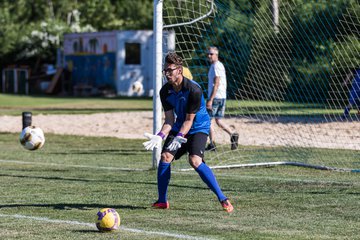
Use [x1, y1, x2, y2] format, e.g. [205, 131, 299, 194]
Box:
[173, 168, 359, 185]
[0, 159, 145, 172]
[0, 213, 212, 240]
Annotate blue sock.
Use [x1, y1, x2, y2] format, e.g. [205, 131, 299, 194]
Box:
[157, 161, 171, 203]
[195, 163, 227, 202]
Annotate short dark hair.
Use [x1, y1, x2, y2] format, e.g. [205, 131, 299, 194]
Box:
[165, 52, 183, 66]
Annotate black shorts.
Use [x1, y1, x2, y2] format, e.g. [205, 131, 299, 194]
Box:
[162, 131, 208, 160]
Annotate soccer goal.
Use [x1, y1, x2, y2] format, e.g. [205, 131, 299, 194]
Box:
[154, 0, 360, 172]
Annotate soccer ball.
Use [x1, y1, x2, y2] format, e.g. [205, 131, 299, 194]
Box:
[19, 126, 45, 151]
[132, 81, 143, 95]
[96, 208, 121, 232]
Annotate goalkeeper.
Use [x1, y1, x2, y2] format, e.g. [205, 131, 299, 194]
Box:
[143, 52, 234, 213]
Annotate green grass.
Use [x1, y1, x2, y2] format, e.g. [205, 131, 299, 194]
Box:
[0, 133, 359, 239]
[0, 93, 346, 116]
[226, 100, 344, 116]
[0, 94, 153, 115]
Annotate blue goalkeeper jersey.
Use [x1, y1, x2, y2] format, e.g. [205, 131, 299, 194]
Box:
[160, 77, 210, 135]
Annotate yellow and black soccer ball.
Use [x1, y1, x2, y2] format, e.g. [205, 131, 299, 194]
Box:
[95, 208, 121, 232]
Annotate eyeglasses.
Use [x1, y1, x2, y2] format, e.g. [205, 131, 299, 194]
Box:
[162, 67, 178, 75]
[207, 53, 215, 56]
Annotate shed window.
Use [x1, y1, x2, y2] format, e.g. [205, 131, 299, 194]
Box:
[125, 43, 141, 65]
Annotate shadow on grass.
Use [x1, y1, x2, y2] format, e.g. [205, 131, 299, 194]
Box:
[0, 203, 146, 210]
[50, 149, 148, 156]
[226, 105, 360, 123]
[73, 230, 101, 233]
[0, 173, 219, 191]
[30, 108, 152, 113]
[225, 113, 350, 123]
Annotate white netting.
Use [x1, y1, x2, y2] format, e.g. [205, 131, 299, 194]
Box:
[162, 0, 360, 171]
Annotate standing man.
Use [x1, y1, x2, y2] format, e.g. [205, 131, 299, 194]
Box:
[206, 46, 238, 151]
[143, 52, 234, 213]
[342, 68, 360, 119]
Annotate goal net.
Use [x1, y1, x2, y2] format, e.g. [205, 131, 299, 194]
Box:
[161, 0, 360, 172]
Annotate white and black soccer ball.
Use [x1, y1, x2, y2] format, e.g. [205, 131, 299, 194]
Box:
[19, 126, 45, 151]
[132, 81, 143, 95]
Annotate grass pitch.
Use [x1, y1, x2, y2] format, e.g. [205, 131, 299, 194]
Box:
[0, 93, 346, 116]
[0, 133, 359, 239]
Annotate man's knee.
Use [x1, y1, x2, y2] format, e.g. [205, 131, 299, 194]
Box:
[161, 152, 173, 163]
[188, 155, 203, 169]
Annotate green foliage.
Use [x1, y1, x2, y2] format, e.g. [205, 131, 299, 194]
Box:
[78, 0, 119, 30]
[0, 0, 358, 104]
[0, 2, 24, 55]
[19, 20, 69, 61]
[196, 0, 359, 103]
[0, 0, 153, 68]
[111, 0, 153, 30]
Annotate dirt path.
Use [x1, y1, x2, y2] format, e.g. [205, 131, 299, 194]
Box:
[1, 112, 359, 150]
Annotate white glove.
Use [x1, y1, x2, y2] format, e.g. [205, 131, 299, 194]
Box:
[167, 136, 187, 151]
[143, 133, 163, 151]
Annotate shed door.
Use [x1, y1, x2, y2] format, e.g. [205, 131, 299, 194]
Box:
[117, 38, 150, 96]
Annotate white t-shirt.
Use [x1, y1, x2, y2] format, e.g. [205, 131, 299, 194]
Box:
[208, 61, 227, 99]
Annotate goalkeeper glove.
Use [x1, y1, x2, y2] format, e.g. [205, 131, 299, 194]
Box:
[167, 133, 187, 151]
[143, 132, 164, 151]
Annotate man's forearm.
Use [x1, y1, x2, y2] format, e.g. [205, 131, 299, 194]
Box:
[209, 77, 220, 101]
[179, 114, 196, 135]
[160, 122, 173, 135]
[179, 120, 193, 135]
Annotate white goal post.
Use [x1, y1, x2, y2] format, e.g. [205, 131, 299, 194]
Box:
[152, 0, 164, 169]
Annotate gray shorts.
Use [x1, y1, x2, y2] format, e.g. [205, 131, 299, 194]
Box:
[208, 98, 226, 119]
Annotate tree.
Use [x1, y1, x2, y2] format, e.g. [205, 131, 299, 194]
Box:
[0, 0, 154, 69]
